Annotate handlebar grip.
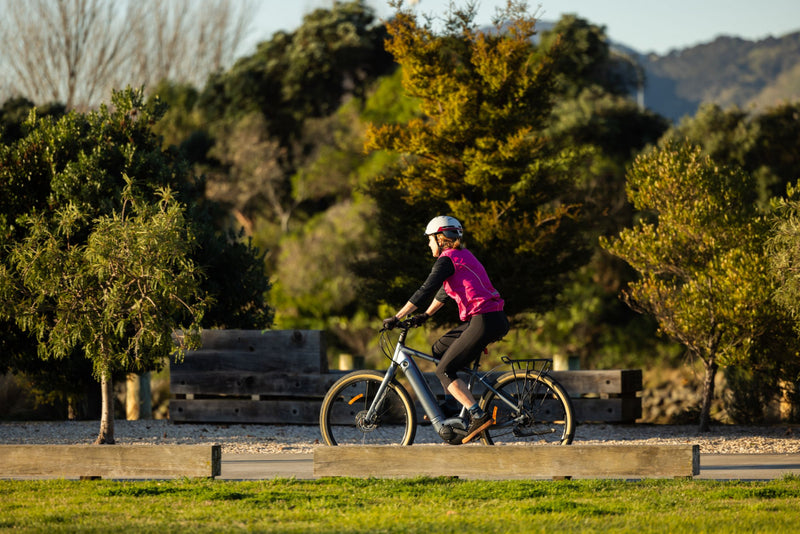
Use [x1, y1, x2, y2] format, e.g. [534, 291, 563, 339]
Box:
[380, 319, 412, 332]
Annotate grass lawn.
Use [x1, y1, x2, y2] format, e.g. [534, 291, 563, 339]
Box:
[2, 476, 799, 533]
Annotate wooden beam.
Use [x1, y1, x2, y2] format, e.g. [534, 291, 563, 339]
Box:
[314, 444, 700, 480]
[571, 397, 642, 422]
[170, 371, 341, 397]
[0, 445, 221, 479]
[420, 371, 642, 423]
[174, 330, 327, 375]
[421, 370, 642, 397]
[551, 370, 643, 395]
[170, 398, 323, 424]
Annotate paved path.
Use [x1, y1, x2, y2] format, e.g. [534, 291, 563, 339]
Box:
[696, 454, 800, 480]
[220, 453, 800, 481]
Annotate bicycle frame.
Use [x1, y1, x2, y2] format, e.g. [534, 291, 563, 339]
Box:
[319, 320, 575, 447]
[369, 326, 521, 437]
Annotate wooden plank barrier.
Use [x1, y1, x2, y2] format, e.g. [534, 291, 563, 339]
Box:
[421, 369, 643, 423]
[170, 329, 333, 424]
[169, 329, 642, 425]
[314, 444, 700, 480]
[552, 370, 642, 423]
[0, 445, 221, 479]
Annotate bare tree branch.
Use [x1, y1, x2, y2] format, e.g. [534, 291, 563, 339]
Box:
[0, 0, 256, 109]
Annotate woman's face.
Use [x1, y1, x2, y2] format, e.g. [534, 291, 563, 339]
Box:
[428, 234, 440, 257]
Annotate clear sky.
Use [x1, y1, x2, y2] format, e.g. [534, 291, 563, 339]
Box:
[247, 0, 800, 55]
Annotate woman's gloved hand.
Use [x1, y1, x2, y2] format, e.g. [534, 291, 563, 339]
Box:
[382, 316, 400, 330]
[408, 313, 429, 327]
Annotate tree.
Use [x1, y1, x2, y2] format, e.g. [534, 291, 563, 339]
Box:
[127, 0, 254, 91]
[199, 0, 392, 138]
[531, 81, 669, 370]
[195, 0, 394, 240]
[0, 96, 65, 143]
[763, 189, 800, 421]
[175, 1, 398, 353]
[0, 0, 254, 110]
[538, 14, 638, 98]
[664, 102, 800, 209]
[600, 142, 791, 431]
[362, 1, 587, 315]
[0, 87, 272, 327]
[274, 200, 375, 321]
[0, 179, 206, 443]
[203, 113, 290, 236]
[768, 188, 800, 327]
[0, 87, 272, 418]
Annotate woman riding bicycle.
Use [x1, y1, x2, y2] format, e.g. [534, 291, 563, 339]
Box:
[383, 216, 509, 443]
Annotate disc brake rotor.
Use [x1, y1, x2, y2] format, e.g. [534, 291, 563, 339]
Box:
[355, 410, 377, 432]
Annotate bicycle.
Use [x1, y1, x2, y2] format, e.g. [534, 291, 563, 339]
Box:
[319, 318, 576, 446]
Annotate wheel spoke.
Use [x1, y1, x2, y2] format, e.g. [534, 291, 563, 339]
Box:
[320, 371, 417, 446]
[481, 373, 575, 445]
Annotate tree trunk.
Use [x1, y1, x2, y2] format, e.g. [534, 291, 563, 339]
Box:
[95, 375, 116, 444]
[698, 359, 719, 432]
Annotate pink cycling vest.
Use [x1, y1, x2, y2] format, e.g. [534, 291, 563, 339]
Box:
[440, 248, 504, 321]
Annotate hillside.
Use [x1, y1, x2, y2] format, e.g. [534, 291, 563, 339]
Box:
[632, 31, 800, 122]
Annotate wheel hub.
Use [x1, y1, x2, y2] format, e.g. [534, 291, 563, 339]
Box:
[355, 410, 377, 432]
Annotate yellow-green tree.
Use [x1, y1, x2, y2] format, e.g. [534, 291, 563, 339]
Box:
[364, 1, 587, 314]
[764, 189, 800, 421]
[663, 102, 800, 209]
[601, 142, 797, 430]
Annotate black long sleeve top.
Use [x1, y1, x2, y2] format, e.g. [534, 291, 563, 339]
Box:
[408, 255, 455, 307]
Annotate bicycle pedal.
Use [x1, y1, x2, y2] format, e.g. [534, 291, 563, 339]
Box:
[461, 416, 494, 444]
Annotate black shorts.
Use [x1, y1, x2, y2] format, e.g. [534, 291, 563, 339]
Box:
[432, 310, 509, 388]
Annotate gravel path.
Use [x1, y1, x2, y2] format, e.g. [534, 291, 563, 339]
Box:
[2, 420, 799, 455]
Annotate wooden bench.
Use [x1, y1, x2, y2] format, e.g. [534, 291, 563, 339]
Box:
[0, 445, 221, 479]
[314, 444, 700, 480]
[169, 329, 642, 425]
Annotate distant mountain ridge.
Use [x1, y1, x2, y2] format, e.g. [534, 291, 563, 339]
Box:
[533, 19, 800, 123]
[627, 31, 800, 122]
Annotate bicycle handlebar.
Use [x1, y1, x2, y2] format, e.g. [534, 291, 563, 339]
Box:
[380, 318, 414, 333]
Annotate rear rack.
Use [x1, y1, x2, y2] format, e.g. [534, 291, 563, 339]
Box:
[500, 356, 553, 381]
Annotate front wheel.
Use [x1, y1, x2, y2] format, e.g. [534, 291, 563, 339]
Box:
[319, 370, 417, 446]
[479, 372, 575, 445]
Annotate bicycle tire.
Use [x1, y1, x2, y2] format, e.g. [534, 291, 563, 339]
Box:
[319, 370, 417, 446]
[479, 371, 575, 445]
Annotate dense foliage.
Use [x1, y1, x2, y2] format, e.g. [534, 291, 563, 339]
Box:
[363, 3, 594, 317]
[0, 89, 272, 425]
[1, 0, 799, 425]
[601, 142, 800, 430]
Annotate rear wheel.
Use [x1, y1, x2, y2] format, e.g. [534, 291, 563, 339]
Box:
[480, 372, 575, 445]
[319, 370, 417, 446]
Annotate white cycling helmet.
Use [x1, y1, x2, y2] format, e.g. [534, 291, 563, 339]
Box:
[424, 216, 463, 240]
